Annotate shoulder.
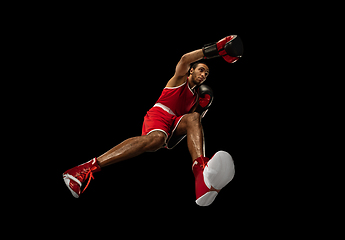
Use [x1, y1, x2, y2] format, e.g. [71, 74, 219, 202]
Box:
[165, 74, 188, 88]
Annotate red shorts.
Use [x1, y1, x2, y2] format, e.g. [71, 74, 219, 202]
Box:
[142, 106, 184, 142]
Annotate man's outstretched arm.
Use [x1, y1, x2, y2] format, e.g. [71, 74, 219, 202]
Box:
[166, 35, 243, 88]
[175, 35, 243, 78]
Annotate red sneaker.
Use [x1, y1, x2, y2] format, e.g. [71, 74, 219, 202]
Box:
[192, 151, 235, 206]
[63, 158, 101, 198]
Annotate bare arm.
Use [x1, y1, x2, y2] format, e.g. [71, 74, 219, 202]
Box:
[166, 49, 204, 88]
[175, 49, 204, 77]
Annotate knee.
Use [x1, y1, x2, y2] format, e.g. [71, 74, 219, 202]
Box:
[186, 112, 201, 126]
[144, 132, 166, 152]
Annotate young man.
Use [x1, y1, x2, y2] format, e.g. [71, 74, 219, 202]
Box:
[63, 35, 243, 206]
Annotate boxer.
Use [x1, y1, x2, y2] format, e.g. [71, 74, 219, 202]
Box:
[63, 35, 243, 206]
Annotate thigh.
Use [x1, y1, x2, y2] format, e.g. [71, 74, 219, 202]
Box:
[172, 114, 189, 136]
[166, 112, 201, 149]
[172, 111, 201, 137]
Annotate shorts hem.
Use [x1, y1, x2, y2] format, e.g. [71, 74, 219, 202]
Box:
[166, 114, 186, 148]
[146, 129, 168, 142]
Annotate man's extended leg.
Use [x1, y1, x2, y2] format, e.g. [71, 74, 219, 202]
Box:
[63, 131, 166, 197]
[173, 112, 204, 161]
[97, 131, 166, 167]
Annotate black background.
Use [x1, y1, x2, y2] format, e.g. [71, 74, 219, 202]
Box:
[26, 4, 294, 235]
[5, 2, 326, 236]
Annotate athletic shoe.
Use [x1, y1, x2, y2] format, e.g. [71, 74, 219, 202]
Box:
[63, 158, 101, 198]
[192, 151, 235, 206]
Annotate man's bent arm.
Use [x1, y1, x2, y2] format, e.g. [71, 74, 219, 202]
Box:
[175, 49, 204, 77]
[166, 49, 204, 88]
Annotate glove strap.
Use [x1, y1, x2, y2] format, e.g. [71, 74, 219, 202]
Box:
[202, 42, 219, 59]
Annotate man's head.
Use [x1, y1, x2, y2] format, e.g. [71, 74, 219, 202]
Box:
[189, 62, 209, 88]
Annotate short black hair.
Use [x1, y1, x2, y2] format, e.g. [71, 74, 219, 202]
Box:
[189, 61, 208, 74]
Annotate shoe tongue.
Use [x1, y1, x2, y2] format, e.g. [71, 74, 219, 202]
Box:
[200, 156, 210, 164]
[192, 156, 209, 171]
[192, 156, 209, 179]
[87, 158, 101, 173]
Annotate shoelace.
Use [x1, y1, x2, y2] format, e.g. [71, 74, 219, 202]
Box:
[200, 157, 209, 169]
[81, 169, 95, 193]
[77, 168, 95, 194]
[193, 156, 209, 170]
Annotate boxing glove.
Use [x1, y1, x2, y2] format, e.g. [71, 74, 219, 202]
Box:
[203, 35, 243, 63]
[196, 84, 214, 116]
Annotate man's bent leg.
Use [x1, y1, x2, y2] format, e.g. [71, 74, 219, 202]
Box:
[174, 112, 234, 206]
[174, 112, 204, 161]
[97, 131, 166, 167]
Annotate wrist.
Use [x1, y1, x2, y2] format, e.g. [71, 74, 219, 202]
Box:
[202, 42, 219, 59]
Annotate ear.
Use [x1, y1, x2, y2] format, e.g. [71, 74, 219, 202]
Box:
[189, 67, 195, 75]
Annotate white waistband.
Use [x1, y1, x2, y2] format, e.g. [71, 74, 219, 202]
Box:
[153, 103, 176, 116]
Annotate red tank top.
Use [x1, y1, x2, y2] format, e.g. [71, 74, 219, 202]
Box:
[155, 78, 198, 116]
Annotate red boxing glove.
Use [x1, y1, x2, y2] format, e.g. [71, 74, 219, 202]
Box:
[203, 35, 243, 63]
[195, 84, 214, 117]
[199, 94, 211, 108]
[216, 36, 240, 63]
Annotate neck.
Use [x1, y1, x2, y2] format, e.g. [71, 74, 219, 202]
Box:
[188, 75, 196, 89]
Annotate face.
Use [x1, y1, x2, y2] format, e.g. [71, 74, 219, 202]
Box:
[189, 63, 209, 87]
